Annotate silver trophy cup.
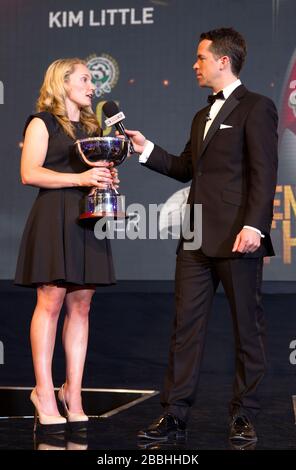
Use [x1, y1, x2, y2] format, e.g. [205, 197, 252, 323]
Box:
[75, 136, 129, 219]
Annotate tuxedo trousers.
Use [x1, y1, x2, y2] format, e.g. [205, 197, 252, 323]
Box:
[160, 246, 266, 422]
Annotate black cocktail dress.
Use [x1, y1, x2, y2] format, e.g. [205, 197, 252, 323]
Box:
[15, 112, 115, 287]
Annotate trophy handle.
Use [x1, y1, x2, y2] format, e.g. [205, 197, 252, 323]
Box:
[76, 140, 91, 166]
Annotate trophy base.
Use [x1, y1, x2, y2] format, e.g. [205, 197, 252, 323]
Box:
[79, 189, 126, 220]
[79, 211, 126, 220]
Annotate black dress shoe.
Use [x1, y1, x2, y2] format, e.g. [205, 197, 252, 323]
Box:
[138, 440, 187, 450]
[138, 414, 187, 441]
[229, 415, 257, 442]
[229, 440, 257, 451]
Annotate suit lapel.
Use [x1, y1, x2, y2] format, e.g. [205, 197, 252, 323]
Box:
[195, 107, 209, 157]
[198, 85, 247, 160]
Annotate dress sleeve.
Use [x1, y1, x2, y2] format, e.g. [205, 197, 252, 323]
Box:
[23, 112, 58, 137]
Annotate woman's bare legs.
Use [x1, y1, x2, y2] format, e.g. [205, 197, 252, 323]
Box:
[30, 284, 66, 416]
[62, 286, 95, 413]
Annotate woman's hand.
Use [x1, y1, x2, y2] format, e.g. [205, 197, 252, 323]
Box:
[78, 162, 113, 189]
[111, 167, 120, 190]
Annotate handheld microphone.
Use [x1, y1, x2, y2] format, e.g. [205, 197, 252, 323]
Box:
[102, 101, 135, 153]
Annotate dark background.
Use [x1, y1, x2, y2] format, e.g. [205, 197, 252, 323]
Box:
[0, 0, 295, 281]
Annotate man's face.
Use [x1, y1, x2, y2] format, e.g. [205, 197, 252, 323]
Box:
[193, 39, 222, 89]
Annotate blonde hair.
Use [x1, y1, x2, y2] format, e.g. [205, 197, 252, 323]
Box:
[37, 58, 100, 139]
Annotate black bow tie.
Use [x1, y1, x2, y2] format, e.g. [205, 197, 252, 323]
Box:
[207, 90, 225, 105]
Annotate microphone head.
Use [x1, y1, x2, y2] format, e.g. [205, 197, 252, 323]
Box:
[102, 101, 119, 118]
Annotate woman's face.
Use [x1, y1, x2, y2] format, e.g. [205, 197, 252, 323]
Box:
[65, 63, 95, 108]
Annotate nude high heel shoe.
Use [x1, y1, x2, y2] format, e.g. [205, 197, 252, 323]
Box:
[30, 388, 66, 434]
[58, 384, 89, 432]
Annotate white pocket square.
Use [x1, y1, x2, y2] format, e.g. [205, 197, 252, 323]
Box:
[220, 124, 233, 129]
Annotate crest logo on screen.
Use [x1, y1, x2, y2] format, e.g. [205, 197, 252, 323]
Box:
[86, 54, 119, 98]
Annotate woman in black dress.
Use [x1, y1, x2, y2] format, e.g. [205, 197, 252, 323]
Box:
[15, 58, 118, 432]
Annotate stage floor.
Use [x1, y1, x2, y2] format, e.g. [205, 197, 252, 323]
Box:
[0, 283, 295, 450]
[0, 379, 295, 450]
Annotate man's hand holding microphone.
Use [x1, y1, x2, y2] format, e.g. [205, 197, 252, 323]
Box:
[102, 101, 148, 154]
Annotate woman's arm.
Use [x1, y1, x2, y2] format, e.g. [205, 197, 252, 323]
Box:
[21, 117, 113, 189]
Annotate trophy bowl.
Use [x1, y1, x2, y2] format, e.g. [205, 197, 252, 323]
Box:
[75, 137, 129, 219]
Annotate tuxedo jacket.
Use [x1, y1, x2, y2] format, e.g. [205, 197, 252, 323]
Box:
[143, 85, 278, 258]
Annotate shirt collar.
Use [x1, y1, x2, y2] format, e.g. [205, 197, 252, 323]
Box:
[220, 79, 242, 100]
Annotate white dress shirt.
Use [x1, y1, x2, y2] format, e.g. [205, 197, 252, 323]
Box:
[203, 79, 241, 137]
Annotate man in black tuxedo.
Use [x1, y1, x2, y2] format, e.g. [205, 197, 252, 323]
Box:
[125, 27, 278, 442]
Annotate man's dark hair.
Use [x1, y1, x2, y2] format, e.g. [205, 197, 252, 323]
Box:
[200, 27, 247, 76]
